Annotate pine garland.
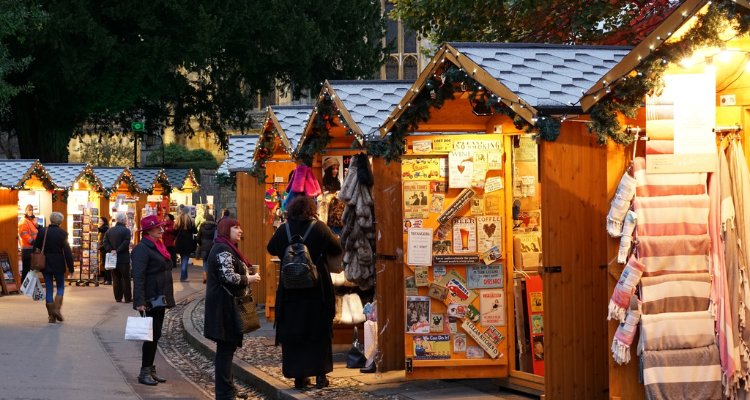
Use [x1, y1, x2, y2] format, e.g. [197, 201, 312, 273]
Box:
[249, 126, 277, 184]
[296, 95, 339, 166]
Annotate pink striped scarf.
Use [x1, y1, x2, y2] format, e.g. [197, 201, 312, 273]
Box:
[637, 234, 711, 277]
[633, 194, 710, 237]
[633, 157, 707, 198]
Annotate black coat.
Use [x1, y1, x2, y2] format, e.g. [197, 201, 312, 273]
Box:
[103, 223, 131, 264]
[175, 221, 197, 255]
[97, 224, 109, 251]
[197, 221, 217, 253]
[204, 241, 251, 344]
[131, 237, 168, 310]
[267, 219, 342, 345]
[33, 224, 74, 275]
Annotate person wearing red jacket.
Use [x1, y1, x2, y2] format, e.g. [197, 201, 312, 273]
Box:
[18, 204, 38, 283]
[162, 214, 177, 266]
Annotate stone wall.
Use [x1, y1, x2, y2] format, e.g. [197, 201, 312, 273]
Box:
[193, 168, 236, 218]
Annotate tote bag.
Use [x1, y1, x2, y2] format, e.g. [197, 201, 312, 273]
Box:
[125, 312, 153, 341]
[105, 253, 117, 270]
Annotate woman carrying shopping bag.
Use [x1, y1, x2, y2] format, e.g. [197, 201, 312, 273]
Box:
[131, 215, 174, 386]
[33, 212, 74, 323]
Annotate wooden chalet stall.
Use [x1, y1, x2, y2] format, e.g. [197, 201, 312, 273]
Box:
[295, 80, 412, 360]
[0, 160, 55, 294]
[129, 168, 171, 237]
[164, 168, 200, 215]
[93, 167, 140, 242]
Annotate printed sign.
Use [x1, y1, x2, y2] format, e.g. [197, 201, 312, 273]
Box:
[477, 216, 503, 254]
[432, 137, 454, 152]
[449, 150, 474, 188]
[404, 181, 430, 218]
[430, 194, 445, 214]
[481, 246, 502, 265]
[402, 158, 441, 181]
[516, 210, 541, 233]
[432, 240, 451, 255]
[406, 296, 431, 334]
[518, 234, 541, 253]
[407, 228, 433, 266]
[433, 254, 481, 265]
[466, 304, 481, 323]
[430, 181, 448, 193]
[515, 135, 537, 162]
[430, 313, 445, 332]
[438, 269, 478, 306]
[414, 266, 429, 287]
[403, 219, 424, 232]
[480, 289, 505, 326]
[462, 319, 500, 359]
[436, 188, 475, 226]
[467, 264, 504, 289]
[412, 335, 451, 360]
[449, 317, 458, 334]
[433, 266, 446, 281]
[453, 140, 503, 152]
[485, 176, 504, 193]
[466, 346, 485, 359]
[530, 291, 543, 313]
[405, 276, 418, 296]
[488, 151, 503, 170]
[473, 151, 488, 171]
[470, 195, 484, 215]
[531, 315, 544, 334]
[484, 326, 506, 346]
[446, 303, 467, 318]
[434, 225, 449, 240]
[413, 140, 432, 154]
[454, 333, 467, 353]
[452, 217, 477, 253]
[485, 194, 500, 215]
[428, 283, 448, 302]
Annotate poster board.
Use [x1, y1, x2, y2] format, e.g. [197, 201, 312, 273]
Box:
[0, 252, 20, 294]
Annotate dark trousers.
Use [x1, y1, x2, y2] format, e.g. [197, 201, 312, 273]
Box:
[100, 249, 111, 282]
[112, 262, 132, 302]
[21, 248, 33, 284]
[166, 247, 177, 268]
[215, 340, 239, 400]
[141, 308, 165, 368]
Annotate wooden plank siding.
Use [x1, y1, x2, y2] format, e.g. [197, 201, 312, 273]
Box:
[235, 171, 269, 317]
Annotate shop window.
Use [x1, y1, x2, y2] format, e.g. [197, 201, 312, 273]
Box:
[403, 56, 418, 80]
[386, 57, 399, 80]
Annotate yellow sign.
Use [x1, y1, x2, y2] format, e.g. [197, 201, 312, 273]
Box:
[401, 157, 441, 181]
[432, 137, 454, 152]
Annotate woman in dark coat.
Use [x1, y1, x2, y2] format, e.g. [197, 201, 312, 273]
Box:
[131, 215, 174, 386]
[204, 218, 260, 400]
[33, 212, 74, 323]
[267, 196, 343, 389]
[97, 216, 111, 285]
[197, 214, 218, 284]
[174, 208, 198, 282]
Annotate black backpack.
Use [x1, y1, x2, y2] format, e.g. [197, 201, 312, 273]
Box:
[280, 221, 319, 289]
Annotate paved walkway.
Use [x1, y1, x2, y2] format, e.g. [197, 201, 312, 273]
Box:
[0, 265, 209, 400]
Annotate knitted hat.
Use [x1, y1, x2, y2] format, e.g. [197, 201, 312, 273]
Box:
[265, 188, 279, 209]
[323, 157, 340, 170]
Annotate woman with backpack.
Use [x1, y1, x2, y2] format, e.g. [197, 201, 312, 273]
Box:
[267, 196, 342, 389]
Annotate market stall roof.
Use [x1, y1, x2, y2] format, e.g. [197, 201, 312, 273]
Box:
[164, 168, 200, 191]
[93, 167, 132, 191]
[258, 106, 313, 157]
[297, 80, 413, 152]
[217, 159, 229, 176]
[0, 159, 51, 189]
[129, 168, 170, 193]
[228, 135, 259, 172]
[44, 163, 103, 190]
[380, 42, 631, 137]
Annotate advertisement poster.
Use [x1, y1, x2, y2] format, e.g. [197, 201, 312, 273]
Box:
[518, 234, 542, 253]
[430, 181, 448, 193]
[473, 151, 488, 171]
[466, 346, 485, 359]
[453, 140, 503, 152]
[438, 269, 478, 306]
[413, 140, 432, 154]
[485, 194, 500, 215]
[402, 158, 441, 181]
[407, 228, 433, 266]
[432, 137, 453, 152]
[470, 195, 484, 215]
[452, 217, 477, 253]
[488, 151, 503, 170]
[484, 326, 506, 346]
[412, 335, 451, 360]
[530, 291, 543, 313]
[404, 181, 430, 218]
[403, 219, 424, 232]
[462, 319, 500, 359]
[467, 264, 504, 289]
[532, 315, 544, 334]
[533, 335, 545, 361]
[449, 317, 458, 334]
[433, 266, 446, 281]
[515, 210, 541, 233]
[485, 176, 504, 193]
[430, 313, 445, 332]
[434, 254, 481, 265]
[414, 266, 429, 287]
[449, 150, 474, 188]
[436, 188, 475, 226]
[481, 246, 502, 265]
[428, 283, 448, 302]
[466, 304, 481, 323]
[432, 240, 451, 255]
[515, 135, 537, 162]
[480, 289, 505, 326]
[446, 303, 467, 318]
[433, 225, 449, 240]
[477, 216, 503, 254]
[405, 276, 418, 296]
[430, 194, 445, 214]
[453, 333, 467, 353]
[406, 296, 431, 334]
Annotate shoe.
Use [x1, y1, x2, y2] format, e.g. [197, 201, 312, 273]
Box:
[235, 391, 248, 399]
[180, 280, 190, 283]
[294, 378, 310, 389]
[360, 363, 376, 374]
[53, 295, 64, 322]
[203, 271, 207, 284]
[315, 375, 329, 389]
[150, 365, 166, 383]
[45, 303, 56, 323]
[125, 300, 132, 303]
[104, 281, 112, 285]
[138, 366, 158, 386]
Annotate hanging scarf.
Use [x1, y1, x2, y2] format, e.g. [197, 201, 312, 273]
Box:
[144, 235, 171, 260]
[216, 218, 251, 267]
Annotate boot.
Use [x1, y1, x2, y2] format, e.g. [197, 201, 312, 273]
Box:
[150, 365, 166, 383]
[53, 295, 64, 322]
[315, 375, 329, 389]
[45, 303, 56, 323]
[138, 366, 158, 386]
[203, 271, 207, 284]
[294, 378, 310, 389]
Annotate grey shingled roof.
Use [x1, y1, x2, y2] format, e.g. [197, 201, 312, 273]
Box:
[217, 159, 229, 175]
[448, 43, 632, 109]
[129, 168, 165, 190]
[164, 169, 189, 189]
[44, 164, 88, 188]
[0, 159, 37, 188]
[228, 135, 258, 172]
[93, 167, 127, 189]
[272, 106, 312, 149]
[329, 80, 413, 137]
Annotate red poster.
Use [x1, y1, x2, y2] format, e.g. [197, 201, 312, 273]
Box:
[526, 275, 544, 376]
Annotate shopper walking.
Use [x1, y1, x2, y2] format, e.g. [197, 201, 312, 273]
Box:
[174, 208, 197, 282]
[197, 215, 218, 284]
[98, 216, 111, 285]
[131, 215, 172, 386]
[204, 217, 260, 400]
[18, 204, 38, 283]
[103, 211, 133, 302]
[33, 212, 74, 323]
[163, 214, 178, 265]
[267, 196, 342, 389]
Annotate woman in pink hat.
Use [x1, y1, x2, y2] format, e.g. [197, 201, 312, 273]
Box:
[131, 214, 174, 386]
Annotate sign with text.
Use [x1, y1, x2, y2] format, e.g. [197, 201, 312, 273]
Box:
[433, 254, 481, 265]
[467, 264, 504, 289]
[436, 188, 475, 226]
[407, 228, 433, 266]
[461, 319, 500, 359]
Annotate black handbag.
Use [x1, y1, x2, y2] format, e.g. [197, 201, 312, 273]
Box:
[223, 286, 261, 335]
[147, 295, 168, 311]
[346, 326, 367, 369]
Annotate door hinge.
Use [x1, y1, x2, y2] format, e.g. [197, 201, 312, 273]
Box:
[406, 357, 413, 373]
[376, 254, 397, 261]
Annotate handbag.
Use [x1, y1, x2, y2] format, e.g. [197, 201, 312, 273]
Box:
[223, 285, 260, 335]
[30, 227, 48, 271]
[346, 326, 367, 369]
[105, 253, 117, 270]
[147, 295, 167, 311]
[125, 311, 153, 341]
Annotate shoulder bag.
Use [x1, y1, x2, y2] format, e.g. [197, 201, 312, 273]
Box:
[222, 285, 260, 335]
[30, 227, 48, 271]
[346, 326, 367, 369]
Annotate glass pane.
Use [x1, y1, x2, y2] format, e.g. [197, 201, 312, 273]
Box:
[386, 57, 399, 80]
[385, 2, 398, 52]
[404, 27, 417, 53]
[373, 68, 381, 80]
[403, 56, 418, 80]
[260, 89, 275, 108]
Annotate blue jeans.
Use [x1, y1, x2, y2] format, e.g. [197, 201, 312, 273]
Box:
[180, 253, 190, 281]
[202, 251, 209, 272]
[42, 271, 65, 303]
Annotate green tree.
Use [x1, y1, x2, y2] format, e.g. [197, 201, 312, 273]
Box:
[145, 142, 219, 181]
[76, 135, 134, 167]
[3, 0, 389, 162]
[0, 0, 45, 113]
[392, 0, 676, 47]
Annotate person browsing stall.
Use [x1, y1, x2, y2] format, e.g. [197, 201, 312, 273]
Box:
[33, 212, 74, 323]
[103, 211, 133, 303]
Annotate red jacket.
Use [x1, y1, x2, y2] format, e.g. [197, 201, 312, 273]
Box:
[162, 219, 176, 247]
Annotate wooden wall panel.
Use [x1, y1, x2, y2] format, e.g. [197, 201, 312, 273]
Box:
[236, 172, 265, 310]
[52, 198, 67, 229]
[540, 122, 609, 400]
[0, 190, 20, 290]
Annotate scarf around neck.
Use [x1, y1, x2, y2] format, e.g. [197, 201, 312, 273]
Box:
[144, 235, 171, 260]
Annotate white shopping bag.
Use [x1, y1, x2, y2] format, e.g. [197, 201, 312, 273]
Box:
[364, 320, 378, 367]
[31, 278, 45, 301]
[125, 312, 153, 341]
[20, 272, 37, 297]
[105, 253, 117, 270]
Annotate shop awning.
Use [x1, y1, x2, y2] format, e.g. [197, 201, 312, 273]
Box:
[164, 168, 200, 191]
[256, 105, 313, 159]
[129, 168, 170, 194]
[227, 135, 259, 172]
[44, 163, 103, 191]
[0, 159, 52, 190]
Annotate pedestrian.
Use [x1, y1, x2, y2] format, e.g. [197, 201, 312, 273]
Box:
[163, 214, 178, 265]
[174, 207, 197, 282]
[33, 212, 74, 323]
[103, 211, 133, 303]
[214, 209, 231, 239]
[18, 204, 38, 283]
[131, 215, 172, 386]
[266, 196, 342, 389]
[97, 216, 111, 285]
[204, 217, 260, 400]
[197, 214, 218, 284]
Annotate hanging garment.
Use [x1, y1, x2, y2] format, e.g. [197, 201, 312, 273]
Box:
[618, 211, 637, 264]
[339, 155, 376, 290]
[640, 273, 711, 315]
[637, 234, 711, 277]
[638, 310, 715, 354]
[608, 255, 645, 322]
[633, 157, 707, 197]
[641, 345, 722, 400]
[607, 172, 637, 237]
[633, 194, 710, 237]
[612, 303, 641, 365]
